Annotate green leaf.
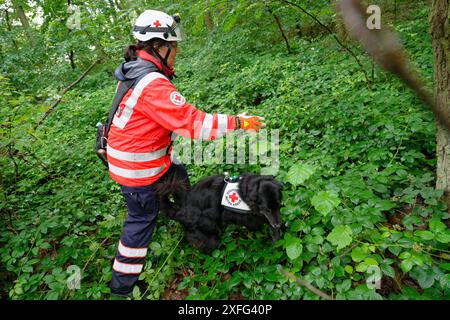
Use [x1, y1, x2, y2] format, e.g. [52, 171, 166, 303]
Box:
[336, 279, 352, 293]
[149, 242, 162, 256]
[286, 163, 316, 186]
[355, 258, 378, 273]
[311, 190, 341, 216]
[344, 265, 354, 274]
[286, 237, 303, 260]
[192, 12, 206, 35]
[132, 286, 141, 299]
[411, 254, 424, 267]
[22, 265, 33, 273]
[439, 263, 450, 271]
[326, 225, 353, 250]
[381, 264, 396, 278]
[399, 252, 411, 260]
[375, 199, 396, 211]
[14, 286, 23, 295]
[222, 12, 239, 32]
[264, 271, 282, 282]
[429, 219, 446, 233]
[227, 274, 241, 289]
[364, 258, 378, 266]
[351, 247, 367, 262]
[355, 262, 368, 273]
[40, 242, 52, 250]
[435, 232, 450, 244]
[289, 219, 303, 232]
[414, 230, 435, 241]
[212, 250, 221, 258]
[400, 259, 414, 273]
[388, 246, 402, 256]
[46, 292, 59, 300]
[410, 267, 435, 289]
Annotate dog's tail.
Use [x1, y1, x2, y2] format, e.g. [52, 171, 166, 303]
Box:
[152, 164, 191, 219]
[153, 179, 189, 219]
[153, 178, 188, 198]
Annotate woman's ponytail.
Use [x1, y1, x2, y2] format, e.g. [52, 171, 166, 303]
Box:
[123, 39, 167, 62]
[124, 44, 141, 62]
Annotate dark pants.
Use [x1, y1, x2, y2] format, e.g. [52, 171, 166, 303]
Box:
[109, 163, 189, 296]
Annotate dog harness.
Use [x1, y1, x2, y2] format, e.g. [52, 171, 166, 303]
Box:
[221, 176, 251, 213]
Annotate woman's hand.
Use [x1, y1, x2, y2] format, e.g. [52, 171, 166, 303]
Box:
[236, 112, 266, 132]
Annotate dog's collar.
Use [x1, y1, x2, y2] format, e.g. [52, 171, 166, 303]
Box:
[220, 178, 251, 213]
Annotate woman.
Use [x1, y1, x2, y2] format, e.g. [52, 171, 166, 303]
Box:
[107, 9, 265, 297]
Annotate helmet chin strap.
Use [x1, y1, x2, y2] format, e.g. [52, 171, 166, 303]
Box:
[152, 44, 174, 76]
[163, 45, 172, 66]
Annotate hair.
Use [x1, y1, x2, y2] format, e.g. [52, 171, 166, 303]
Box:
[124, 38, 168, 62]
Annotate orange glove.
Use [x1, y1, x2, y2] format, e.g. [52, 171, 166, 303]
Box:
[236, 113, 266, 131]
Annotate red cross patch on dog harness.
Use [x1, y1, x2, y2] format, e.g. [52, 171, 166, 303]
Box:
[221, 182, 251, 212]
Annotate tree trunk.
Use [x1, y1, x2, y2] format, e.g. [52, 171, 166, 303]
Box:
[205, 9, 214, 32]
[4, 10, 19, 49]
[432, 0, 450, 204]
[332, 0, 350, 42]
[394, 0, 398, 24]
[67, 0, 76, 69]
[69, 50, 76, 69]
[11, 0, 30, 28]
[11, 0, 35, 46]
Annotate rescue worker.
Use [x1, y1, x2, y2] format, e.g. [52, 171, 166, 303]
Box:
[108, 9, 265, 297]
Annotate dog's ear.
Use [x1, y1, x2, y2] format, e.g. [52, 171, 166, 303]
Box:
[237, 174, 260, 208]
[240, 174, 283, 204]
[256, 179, 283, 231]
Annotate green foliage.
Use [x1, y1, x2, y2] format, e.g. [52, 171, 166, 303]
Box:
[326, 225, 353, 251]
[311, 191, 341, 216]
[286, 163, 316, 186]
[285, 234, 303, 260]
[0, 1, 449, 301]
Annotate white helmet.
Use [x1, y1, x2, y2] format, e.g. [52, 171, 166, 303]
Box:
[133, 10, 183, 42]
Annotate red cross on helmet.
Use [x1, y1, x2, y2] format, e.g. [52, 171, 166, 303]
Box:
[133, 9, 183, 42]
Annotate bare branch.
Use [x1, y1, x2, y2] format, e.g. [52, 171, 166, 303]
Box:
[277, 0, 372, 89]
[267, 6, 292, 54]
[278, 266, 334, 300]
[337, 0, 448, 130]
[35, 58, 102, 129]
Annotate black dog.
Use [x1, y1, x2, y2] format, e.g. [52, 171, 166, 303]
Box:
[154, 166, 283, 253]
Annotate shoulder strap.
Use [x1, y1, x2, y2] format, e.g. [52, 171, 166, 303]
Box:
[104, 65, 164, 139]
[104, 79, 135, 139]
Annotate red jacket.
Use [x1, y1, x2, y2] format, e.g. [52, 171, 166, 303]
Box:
[107, 50, 237, 186]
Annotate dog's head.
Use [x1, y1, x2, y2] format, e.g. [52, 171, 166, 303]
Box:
[239, 174, 283, 242]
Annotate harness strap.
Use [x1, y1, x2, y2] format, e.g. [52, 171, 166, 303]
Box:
[220, 177, 251, 213]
